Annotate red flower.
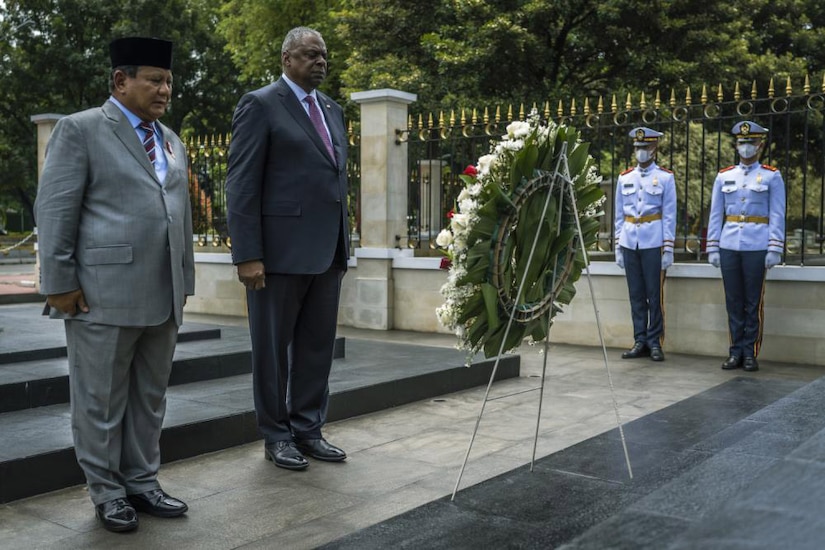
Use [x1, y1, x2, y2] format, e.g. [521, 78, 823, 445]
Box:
[447, 209, 455, 219]
[439, 257, 452, 270]
[462, 165, 478, 177]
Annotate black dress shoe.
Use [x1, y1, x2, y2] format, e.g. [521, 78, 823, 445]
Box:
[621, 343, 650, 359]
[721, 356, 742, 370]
[650, 347, 665, 362]
[128, 489, 188, 518]
[96, 498, 138, 532]
[743, 357, 759, 372]
[295, 438, 347, 462]
[265, 440, 309, 470]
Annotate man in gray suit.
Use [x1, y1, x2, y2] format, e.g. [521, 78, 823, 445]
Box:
[225, 27, 349, 470]
[34, 37, 194, 532]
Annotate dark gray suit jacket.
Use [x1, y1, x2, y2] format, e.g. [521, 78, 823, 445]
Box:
[225, 77, 350, 273]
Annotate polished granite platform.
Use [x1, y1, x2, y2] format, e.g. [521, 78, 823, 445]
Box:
[0, 304, 519, 503]
[323, 375, 825, 549]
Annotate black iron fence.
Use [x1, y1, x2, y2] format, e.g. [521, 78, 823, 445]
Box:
[187, 78, 825, 265]
[400, 77, 825, 265]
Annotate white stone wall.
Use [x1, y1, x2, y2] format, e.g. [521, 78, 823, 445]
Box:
[189, 252, 825, 366]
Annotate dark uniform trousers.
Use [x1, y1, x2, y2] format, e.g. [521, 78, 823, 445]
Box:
[719, 248, 767, 358]
[622, 245, 665, 349]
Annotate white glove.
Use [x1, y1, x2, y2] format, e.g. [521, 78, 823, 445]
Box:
[615, 247, 624, 269]
[708, 252, 720, 268]
[765, 251, 781, 269]
[661, 251, 673, 270]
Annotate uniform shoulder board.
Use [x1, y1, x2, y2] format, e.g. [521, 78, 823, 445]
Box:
[656, 166, 674, 174]
[620, 167, 634, 176]
[761, 164, 778, 172]
[718, 165, 735, 173]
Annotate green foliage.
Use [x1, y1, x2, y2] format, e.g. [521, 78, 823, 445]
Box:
[0, 0, 241, 216]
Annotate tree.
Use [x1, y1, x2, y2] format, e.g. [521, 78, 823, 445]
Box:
[0, 0, 242, 218]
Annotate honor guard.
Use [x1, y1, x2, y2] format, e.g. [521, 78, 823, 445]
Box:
[614, 127, 677, 362]
[706, 121, 786, 372]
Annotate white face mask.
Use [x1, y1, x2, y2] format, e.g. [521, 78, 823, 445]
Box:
[737, 143, 760, 159]
[635, 148, 652, 164]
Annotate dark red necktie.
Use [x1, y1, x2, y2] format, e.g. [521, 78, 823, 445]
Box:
[304, 96, 335, 160]
[138, 122, 156, 164]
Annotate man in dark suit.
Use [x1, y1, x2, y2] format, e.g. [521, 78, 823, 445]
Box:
[225, 27, 349, 470]
[34, 37, 194, 532]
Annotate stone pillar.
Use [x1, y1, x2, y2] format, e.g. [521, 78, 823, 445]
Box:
[30, 114, 65, 293]
[349, 89, 417, 329]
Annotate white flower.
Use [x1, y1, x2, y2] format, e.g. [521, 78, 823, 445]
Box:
[477, 154, 496, 176]
[435, 229, 453, 247]
[505, 120, 531, 139]
[450, 212, 470, 232]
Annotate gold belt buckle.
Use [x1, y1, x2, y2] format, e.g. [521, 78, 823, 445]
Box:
[738, 215, 746, 223]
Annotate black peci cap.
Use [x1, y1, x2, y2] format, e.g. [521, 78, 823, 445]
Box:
[109, 37, 173, 69]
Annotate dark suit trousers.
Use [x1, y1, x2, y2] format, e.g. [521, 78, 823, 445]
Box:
[247, 267, 344, 443]
[720, 248, 767, 358]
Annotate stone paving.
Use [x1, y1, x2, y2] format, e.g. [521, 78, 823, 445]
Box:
[1, 305, 823, 548]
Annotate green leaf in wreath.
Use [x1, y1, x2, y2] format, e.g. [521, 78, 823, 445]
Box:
[566, 142, 590, 180]
[481, 282, 500, 332]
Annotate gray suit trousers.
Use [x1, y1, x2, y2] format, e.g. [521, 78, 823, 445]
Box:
[65, 317, 178, 505]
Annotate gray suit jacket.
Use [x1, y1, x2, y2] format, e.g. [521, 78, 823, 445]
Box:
[225, 78, 349, 273]
[34, 100, 195, 327]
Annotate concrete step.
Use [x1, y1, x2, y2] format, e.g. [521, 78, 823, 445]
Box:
[0, 326, 344, 413]
[0, 335, 520, 503]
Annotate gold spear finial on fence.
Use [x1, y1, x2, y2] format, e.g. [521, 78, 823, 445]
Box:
[507, 104, 513, 121]
[734, 82, 741, 101]
[407, 114, 413, 130]
[483, 107, 490, 124]
[598, 95, 604, 114]
[717, 83, 724, 103]
[640, 92, 647, 110]
[804, 74, 811, 95]
[751, 80, 758, 100]
[611, 94, 618, 113]
[768, 78, 775, 98]
[557, 99, 564, 118]
[584, 97, 591, 115]
[496, 105, 502, 123]
[427, 112, 434, 129]
[786, 76, 793, 96]
[570, 98, 577, 117]
[669, 89, 676, 108]
[449, 109, 456, 126]
[625, 93, 632, 110]
[472, 108, 479, 124]
[519, 103, 525, 120]
[544, 101, 551, 119]
[460, 108, 466, 125]
[440, 111, 451, 139]
[822, 73, 825, 93]
[685, 87, 692, 106]
[701, 84, 708, 105]
[655, 90, 661, 109]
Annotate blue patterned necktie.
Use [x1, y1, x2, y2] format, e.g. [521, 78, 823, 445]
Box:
[304, 96, 335, 160]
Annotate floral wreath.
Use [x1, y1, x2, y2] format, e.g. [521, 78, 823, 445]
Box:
[435, 111, 606, 358]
